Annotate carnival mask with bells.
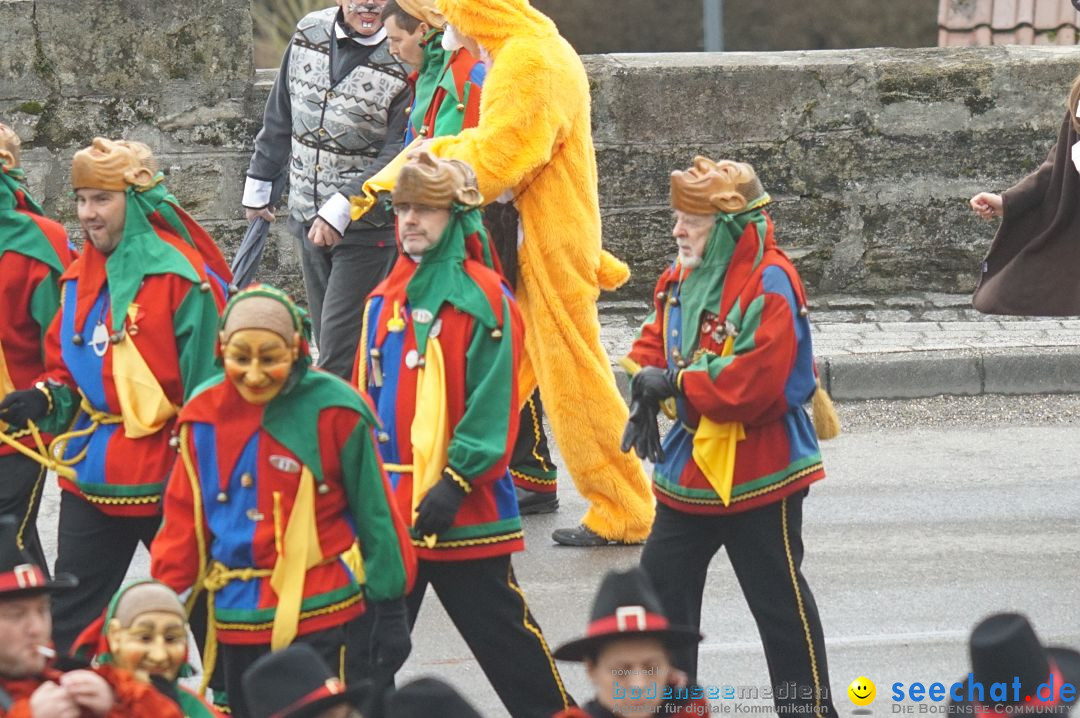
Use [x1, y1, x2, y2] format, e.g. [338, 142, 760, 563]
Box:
[105, 582, 189, 684]
[669, 156, 765, 216]
[219, 293, 302, 406]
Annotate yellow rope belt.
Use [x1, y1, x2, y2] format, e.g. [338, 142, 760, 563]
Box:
[0, 418, 79, 480]
[48, 397, 124, 471]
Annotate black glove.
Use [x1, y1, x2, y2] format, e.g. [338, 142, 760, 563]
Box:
[369, 597, 412, 676]
[0, 387, 50, 428]
[621, 400, 665, 464]
[414, 471, 468, 538]
[631, 366, 679, 408]
[621, 399, 650, 454]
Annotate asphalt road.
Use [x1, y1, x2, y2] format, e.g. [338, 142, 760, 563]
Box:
[32, 395, 1080, 716]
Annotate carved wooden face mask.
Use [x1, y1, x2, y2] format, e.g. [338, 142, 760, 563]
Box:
[105, 583, 189, 683]
[392, 150, 483, 209]
[70, 138, 155, 192]
[220, 295, 301, 405]
[670, 156, 764, 215]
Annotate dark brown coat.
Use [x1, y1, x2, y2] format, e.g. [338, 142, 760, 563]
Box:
[973, 102, 1080, 315]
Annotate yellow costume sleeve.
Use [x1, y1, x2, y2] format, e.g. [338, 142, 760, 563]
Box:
[426, 40, 583, 203]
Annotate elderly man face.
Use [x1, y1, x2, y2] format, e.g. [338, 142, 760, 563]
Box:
[339, 0, 390, 35]
[671, 210, 715, 269]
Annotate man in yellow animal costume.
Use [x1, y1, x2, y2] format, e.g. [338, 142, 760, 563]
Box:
[424, 0, 654, 546]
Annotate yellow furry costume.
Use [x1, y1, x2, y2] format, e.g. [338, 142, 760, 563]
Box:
[427, 0, 655, 542]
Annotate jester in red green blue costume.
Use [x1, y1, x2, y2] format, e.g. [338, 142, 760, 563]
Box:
[0, 137, 221, 655]
[392, 0, 485, 144]
[0, 124, 75, 572]
[381, 0, 560, 506]
[117, 140, 233, 308]
[70, 579, 222, 718]
[353, 151, 572, 718]
[151, 284, 416, 718]
[624, 157, 839, 718]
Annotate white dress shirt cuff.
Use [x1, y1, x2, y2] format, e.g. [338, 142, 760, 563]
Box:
[242, 176, 273, 209]
[317, 193, 353, 236]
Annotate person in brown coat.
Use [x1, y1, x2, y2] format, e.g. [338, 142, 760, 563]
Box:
[970, 72, 1080, 315]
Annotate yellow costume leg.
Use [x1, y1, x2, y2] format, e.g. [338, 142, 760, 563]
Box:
[516, 241, 655, 543]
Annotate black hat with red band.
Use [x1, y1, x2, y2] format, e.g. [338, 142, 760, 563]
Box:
[0, 514, 76, 599]
[242, 643, 371, 718]
[553, 568, 702, 662]
[948, 613, 1080, 717]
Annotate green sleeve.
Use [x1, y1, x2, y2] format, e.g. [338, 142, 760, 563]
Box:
[29, 273, 61, 351]
[174, 286, 220, 402]
[446, 296, 516, 483]
[36, 384, 78, 434]
[341, 419, 409, 602]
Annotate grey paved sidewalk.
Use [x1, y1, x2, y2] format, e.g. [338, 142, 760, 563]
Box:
[599, 293, 1080, 401]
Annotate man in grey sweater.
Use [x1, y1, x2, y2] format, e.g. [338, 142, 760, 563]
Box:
[243, 0, 408, 378]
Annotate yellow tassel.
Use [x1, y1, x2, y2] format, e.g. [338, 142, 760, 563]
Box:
[812, 376, 841, 440]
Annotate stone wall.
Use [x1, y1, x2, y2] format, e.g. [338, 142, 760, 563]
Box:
[0, 0, 303, 299]
[587, 46, 1078, 297]
[1, 3, 1075, 303]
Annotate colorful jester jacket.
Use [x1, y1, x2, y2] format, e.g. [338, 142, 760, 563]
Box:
[625, 212, 825, 516]
[404, 31, 485, 143]
[150, 370, 416, 645]
[0, 175, 75, 456]
[355, 256, 525, 561]
[35, 236, 220, 517]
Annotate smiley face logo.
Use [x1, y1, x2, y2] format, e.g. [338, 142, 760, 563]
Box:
[848, 677, 876, 706]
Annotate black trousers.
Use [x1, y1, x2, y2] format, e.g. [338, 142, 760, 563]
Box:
[406, 555, 573, 718]
[639, 494, 838, 718]
[50, 491, 160, 653]
[509, 391, 558, 494]
[220, 621, 349, 718]
[291, 218, 397, 380]
[0, 454, 48, 571]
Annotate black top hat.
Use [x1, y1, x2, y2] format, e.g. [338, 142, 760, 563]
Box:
[553, 568, 702, 662]
[242, 644, 371, 718]
[384, 677, 483, 718]
[0, 515, 76, 599]
[949, 613, 1080, 716]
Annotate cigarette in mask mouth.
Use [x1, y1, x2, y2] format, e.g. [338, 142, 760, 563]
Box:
[36, 645, 56, 658]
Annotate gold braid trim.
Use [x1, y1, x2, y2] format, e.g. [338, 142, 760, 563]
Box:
[356, 299, 372, 389]
[80, 494, 161, 506]
[654, 462, 822, 506]
[444, 467, 472, 494]
[782, 498, 825, 717]
[212, 593, 363, 632]
[412, 530, 523, 549]
[177, 425, 214, 696]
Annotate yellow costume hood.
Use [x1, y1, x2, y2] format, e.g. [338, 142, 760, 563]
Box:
[437, 0, 558, 55]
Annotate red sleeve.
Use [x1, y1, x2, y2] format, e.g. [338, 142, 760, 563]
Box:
[625, 274, 670, 371]
[4, 698, 33, 718]
[678, 289, 797, 426]
[36, 293, 76, 392]
[149, 428, 205, 595]
[95, 665, 184, 718]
